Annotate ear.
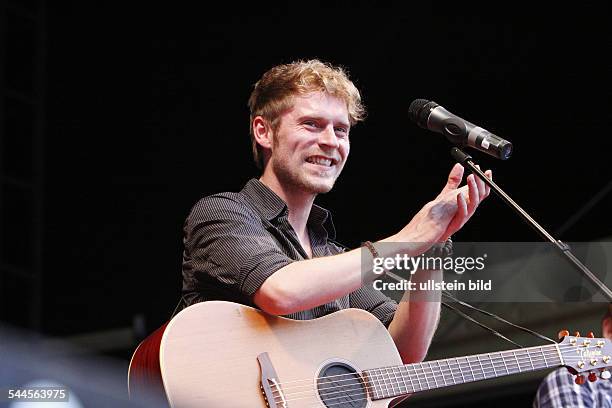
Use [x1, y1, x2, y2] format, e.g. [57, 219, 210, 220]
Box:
[252, 116, 273, 150]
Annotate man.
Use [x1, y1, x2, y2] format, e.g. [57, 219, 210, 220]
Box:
[533, 304, 612, 407]
[179, 59, 492, 364]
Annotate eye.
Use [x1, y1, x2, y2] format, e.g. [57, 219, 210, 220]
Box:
[303, 120, 320, 128]
[334, 127, 349, 137]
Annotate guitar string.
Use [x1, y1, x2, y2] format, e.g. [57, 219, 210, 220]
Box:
[268, 343, 603, 392]
[272, 346, 602, 398]
[277, 352, 594, 401]
[305, 351, 612, 408]
[291, 357, 591, 408]
[276, 354, 580, 404]
[271, 342, 602, 388]
[271, 343, 596, 391]
[276, 349, 565, 396]
[271, 348, 606, 405]
[274, 351, 605, 404]
[306, 359, 607, 408]
[282, 354, 609, 408]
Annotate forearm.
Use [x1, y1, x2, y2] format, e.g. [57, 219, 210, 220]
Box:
[388, 269, 442, 363]
[253, 230, 437, 315]
[253, 227, 436, 315]
[253, 246, 377, 315]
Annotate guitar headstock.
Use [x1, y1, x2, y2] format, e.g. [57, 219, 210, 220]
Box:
[558, 330, 612, 384]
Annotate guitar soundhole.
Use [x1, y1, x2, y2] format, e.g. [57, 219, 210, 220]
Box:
[316, 362, 367, 408]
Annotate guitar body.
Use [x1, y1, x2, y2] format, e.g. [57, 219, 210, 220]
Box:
[130, 301, 612, 407]
[129, 301, 404, 407]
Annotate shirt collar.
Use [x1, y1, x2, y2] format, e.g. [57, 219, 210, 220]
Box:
[309, 203, 336, 240]
[241, 178, 336, 239]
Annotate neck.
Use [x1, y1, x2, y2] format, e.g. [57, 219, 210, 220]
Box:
[363, 343, 562, 401]
[259, 172, 315, 239]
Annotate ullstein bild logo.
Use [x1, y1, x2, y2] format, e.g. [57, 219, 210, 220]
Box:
[372, 254, 487, 275]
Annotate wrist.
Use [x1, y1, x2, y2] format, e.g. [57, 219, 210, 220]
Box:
[381, 233, 425, 257]
[361, 241, 387, 277]
[423, 236, 454, 258]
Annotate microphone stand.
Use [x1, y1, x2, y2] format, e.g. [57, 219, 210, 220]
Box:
[451, 147, 612, 302]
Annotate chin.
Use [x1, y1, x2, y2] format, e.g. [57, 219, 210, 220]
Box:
[303, 177, 336, 194]
[273, 161, 339, 194]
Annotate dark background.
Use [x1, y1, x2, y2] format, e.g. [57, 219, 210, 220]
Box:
[1, 2, 610, 407]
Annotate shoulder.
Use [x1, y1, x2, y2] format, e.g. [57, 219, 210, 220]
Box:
[186, 192, 258, 223]
[534, 368, 589, 408]
[540, 367, 575, 389]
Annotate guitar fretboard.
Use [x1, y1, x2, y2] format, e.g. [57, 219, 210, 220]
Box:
[363, 344, 562, 400]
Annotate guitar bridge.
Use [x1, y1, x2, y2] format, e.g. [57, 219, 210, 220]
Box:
[258, 352, 287, 408]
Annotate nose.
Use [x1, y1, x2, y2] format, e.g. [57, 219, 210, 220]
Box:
[318, 125, 340, 148]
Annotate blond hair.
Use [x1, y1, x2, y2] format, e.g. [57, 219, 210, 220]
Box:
[247, 59, 366, 169]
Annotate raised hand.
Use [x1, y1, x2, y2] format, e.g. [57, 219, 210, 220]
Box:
[394, 163, 492, 254]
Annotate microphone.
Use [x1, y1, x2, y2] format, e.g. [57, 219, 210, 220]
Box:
[408, 99, 513, 160]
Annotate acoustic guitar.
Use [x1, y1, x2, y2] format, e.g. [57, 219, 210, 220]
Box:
[128, 301, 612, 407]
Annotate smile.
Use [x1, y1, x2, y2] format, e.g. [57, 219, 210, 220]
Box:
[305, 156, 337, 167]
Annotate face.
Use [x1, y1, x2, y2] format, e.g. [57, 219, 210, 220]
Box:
[266, 92, 351, 195]
[603, 315, 612, 340]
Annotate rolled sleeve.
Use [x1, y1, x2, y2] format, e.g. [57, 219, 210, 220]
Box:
[349, 285, 398, 328]
[183, 195, 294, 299]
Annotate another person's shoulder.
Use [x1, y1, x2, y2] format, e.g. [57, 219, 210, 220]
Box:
[533, 368, 574, 408]
[532, 367, 609, 408]
[542, 367, 575, 384]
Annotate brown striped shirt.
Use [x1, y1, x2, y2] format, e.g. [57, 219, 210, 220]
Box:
[179, 178, 397, 326]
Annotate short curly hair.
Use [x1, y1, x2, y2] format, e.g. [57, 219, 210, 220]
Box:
[247, 59, 366, 169]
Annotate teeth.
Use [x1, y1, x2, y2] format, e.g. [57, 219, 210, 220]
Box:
[307, 157, 332, 166]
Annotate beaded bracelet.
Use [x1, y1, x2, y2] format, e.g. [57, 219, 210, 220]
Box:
[362, 240, 387, 275]
[363, 238, 453, 258]
[425, 237, 454, 257]
[362, 240, 380, 260]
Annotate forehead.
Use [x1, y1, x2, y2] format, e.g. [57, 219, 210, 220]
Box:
[287, 92, 349, 124]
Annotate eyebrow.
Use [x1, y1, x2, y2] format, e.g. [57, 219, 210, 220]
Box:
[297, 115, 350, 129]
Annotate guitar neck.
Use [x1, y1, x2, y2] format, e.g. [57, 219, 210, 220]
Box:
[363, 343, 562, 400]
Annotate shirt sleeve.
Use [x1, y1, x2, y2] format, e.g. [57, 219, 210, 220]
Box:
[348, 285, 398, 328]
[182, 195, 295, 299]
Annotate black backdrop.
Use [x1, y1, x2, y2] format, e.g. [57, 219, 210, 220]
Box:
[8, 3, 611, 349]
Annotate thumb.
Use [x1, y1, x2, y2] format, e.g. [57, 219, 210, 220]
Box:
[439, 163, 464, 196]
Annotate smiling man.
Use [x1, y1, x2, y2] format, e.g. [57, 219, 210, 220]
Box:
[179, 59, 492, 364]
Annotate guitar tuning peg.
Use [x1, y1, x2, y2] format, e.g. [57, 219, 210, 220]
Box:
[574, 331, 581, 337]
[587, 331, 595, 338]
[558, 329, 569, 340]
[601, 370, 611, 380]
[588, 372, 598, 382]
[575, 375, 586, 385]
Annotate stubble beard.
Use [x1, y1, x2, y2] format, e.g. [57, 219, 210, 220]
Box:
[272, 156, 339, 196]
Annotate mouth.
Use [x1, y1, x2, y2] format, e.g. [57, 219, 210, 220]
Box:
[305, 155, 338, 168]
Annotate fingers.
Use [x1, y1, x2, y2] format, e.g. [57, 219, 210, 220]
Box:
[484, 169, 492, 197]
[466, 174, 479, 216]
[471, 166, 493, 200]
[439, 163, 464, 197]
[441, 190, 469, 240]
[456, 189, 468, 222]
